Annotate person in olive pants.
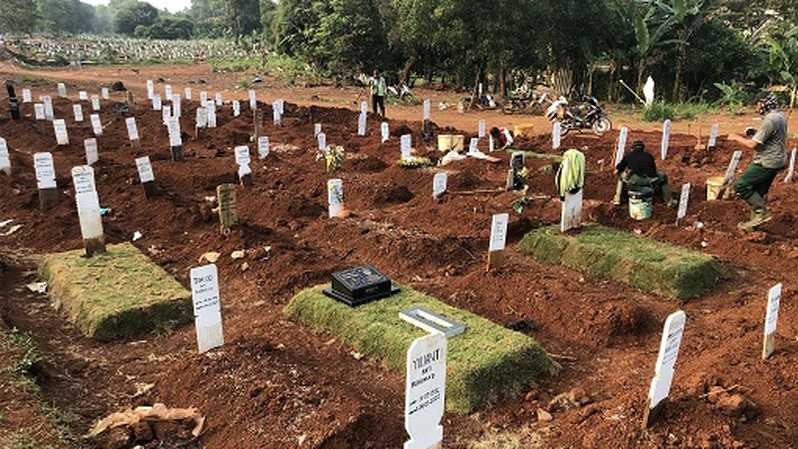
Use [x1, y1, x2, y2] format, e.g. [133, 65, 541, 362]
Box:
[728, 93, 788, 231]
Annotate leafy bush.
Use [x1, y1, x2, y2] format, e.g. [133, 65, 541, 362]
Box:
[714, 81, 750, 114]
[642, 102, 719, 122]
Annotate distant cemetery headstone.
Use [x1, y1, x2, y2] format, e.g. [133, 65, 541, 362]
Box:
[53, 119, 69, 146]
[0, 138, 11, 175]
[432, 172, 447, 200]
[34, 152, 58, 210]
[84, 138, 98, 166]
[487, 213, 509, 271]
[90, 114, 103, 136]
[708, 123, 720, 150]
[234, 146, 252, 186]
[216, 184, 238, 233]
[327, 178, 345, 218]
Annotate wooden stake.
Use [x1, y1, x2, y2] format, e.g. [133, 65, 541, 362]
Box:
[217, 184, 238, 234]
[642, 398, 667, 429]
[38, 187, 58, 211]
[142, 180, 157, 198]
[84, 236, 106, 257]
[486, 250, 504, 272]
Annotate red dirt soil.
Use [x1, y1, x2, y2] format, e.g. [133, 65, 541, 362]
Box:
[0, 77, 797, 449]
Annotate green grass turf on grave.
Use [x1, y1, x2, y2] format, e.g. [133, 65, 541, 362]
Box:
[518, 225, 724, 300]
[285, 285, 558, 414]
[39, 243, 193, 341]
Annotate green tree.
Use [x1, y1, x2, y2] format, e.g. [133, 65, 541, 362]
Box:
[114, 1, 159, 34]
[135, 16, 194, 39]
[0, 0, 39, 35]
[767, 26, 798, 108]
[273, 0, 318, 55]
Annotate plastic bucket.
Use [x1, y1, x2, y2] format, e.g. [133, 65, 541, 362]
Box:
[706, 176, 725, 201]
[629, 189, 653, 221]
[438, 135, 453, 152]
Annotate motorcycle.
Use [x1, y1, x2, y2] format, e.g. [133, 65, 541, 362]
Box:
[545, 96, 612, 136]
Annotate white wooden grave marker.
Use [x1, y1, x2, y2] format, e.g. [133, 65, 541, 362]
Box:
[676, 183, 691, 225]
[328, 178, 344, 218]
[22, 89, 32, 103]
[423, 99, 431, 121]
[233, 100, 240, 117]
[172, 95, 181, 118]
[101, 87, 109, 100]
[360, 101, 368, 115]
[404, 332, 447, 449]
[90, 114, 103, 136]
[479, 120, 486, 138]
[469, 137, 479, 154]
[432, 172, 447, 200]
[314, 123, 322, 137]
[381, 122, 389, 143]
[72, 104, 83, 122]
[0, 138, 10, 175]
[208, 107, 217, 128]
[708, 124, 720, 149]
[273, 101, 282, 126]
[34, 104, 45, 120]
[53, 119, 69, 145]
[165, 85, 173, 100]
[200, 91, 208, 104]
[190, 264, 225, 354]
[661, 120, 671, 160]
[487, 213, 509, 270]
[35, 152, 58, 210]
[615, 126, 629, 166]
[762, 283, 782, 360]
[152, 94, 162, 111]
[318, 132, 327, 152]
[79, 91, 88, 101]
[552, 122, 562, 150]
[91, 95, 100, 112]
[400, 134, 412, 160]
[358, 113, 367, 136]
[258, 136, 270, 159]
[785, 148, 796, 183]
[561, 189, 583, 233]
[84, 138, 98, 166]
[644, 310, 686, 428]
[125, 117, 140, 143]
[162, 105, 172, 125]
[146, 80, 155, 99]
[185, 87, 192, 101]
[248, 90, 257, 110]
[57, 83, 67, 97]
[723, 151, 743, 185]
[43, 96, 54, 121]
[72, 165, 105, 256]
[215, 92, 223, 106]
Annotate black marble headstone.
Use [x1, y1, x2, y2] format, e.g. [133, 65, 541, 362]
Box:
[6, 82, 19, 120]
[323, 266, 399, 307]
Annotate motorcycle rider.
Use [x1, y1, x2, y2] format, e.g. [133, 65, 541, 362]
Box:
[490, 127, 514, 150]
[613, 140, 677, 208]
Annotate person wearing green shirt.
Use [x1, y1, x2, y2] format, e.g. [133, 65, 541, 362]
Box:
[369, 69, 387, 118]
[728, 93, 789, 231]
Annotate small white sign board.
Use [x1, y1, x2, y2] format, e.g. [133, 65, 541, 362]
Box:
[135, 156, 155, 183]
[433, 172, 447, 198]
[400, 135, 412, 160]
[478, 120, 486, 138]
[43, 96, 54, 121]
[172, 95, 181, 117]
[552, 122, 562, 150]
[84, 138, 98, 166]
[763, 283, 782, 359]
[647, 311, 686, 411]
[404, 332, 446, 449]
[91, 95, 101, 112]
[152, 94, 162, 111]
[53, 119, 69, 145]
[318, 132, 327, 151]
[71, 165, 96, 195]
[200, 91, 208, 104]
[79, 91, 88, 101]
[676, 183, 691, 225]
[468, 138, 479, 154]
[90, 114, 103, 136]
[190, 264, 225, 354]
[126, 118, 139, 141]
[185, 87, 192, 101]
[615, 127, 629, 165]
[215, 92, 223, 106]
[258, 136, 270, 159]
[101, 88, 109, 100]
[146, 80, 155, 99]
[314, 123, 322, 137]
[560, 189, 583, 233]
[661, 120, 671, 160]
[165, 85, 173, 100]
[168, 119, 182, 147]
[328, 179, 344, 218]
[234, 146, 251, 167]
[162, 105, 172, 125]
[233, 100, 240, 117]
[73, 166, 103, 241]
[489, 213, 509, 252]
[208, 108, 217, 128]
[249, 90, 257, 110]
[785, 149, 796, 183]
[360, 101, 368, 115]
[34, 152, 56, 189]
[57, 83, 67, 97]
[423, 99, 431, 121]
[35, 104, 45, 120]
[22, 89, 32, 103]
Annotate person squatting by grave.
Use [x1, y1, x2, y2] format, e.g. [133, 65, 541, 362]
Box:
[369, 69, 387, 118]
[728, 93, 788, 231]
[613, 140, 677, 208]
[490, 127, 514, 150]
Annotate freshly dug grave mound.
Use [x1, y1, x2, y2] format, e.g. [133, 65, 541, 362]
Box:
[518, 225, 724, 299]
[285, 285, 558, 414]
[39, 243, 192, 340]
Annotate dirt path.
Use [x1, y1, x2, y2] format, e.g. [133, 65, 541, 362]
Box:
[3, 61, 795, 138]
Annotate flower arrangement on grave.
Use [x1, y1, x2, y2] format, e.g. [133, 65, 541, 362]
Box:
[316, 145, 345, 173]
[397, 156, 434, 169]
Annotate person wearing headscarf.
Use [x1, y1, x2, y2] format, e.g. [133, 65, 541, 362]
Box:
[613, 140, 676, 207]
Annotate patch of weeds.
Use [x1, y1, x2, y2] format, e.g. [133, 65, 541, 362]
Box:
[237, 78, 252, 90]
[4, 328, 42, 378]
[642, 102, 720, 122]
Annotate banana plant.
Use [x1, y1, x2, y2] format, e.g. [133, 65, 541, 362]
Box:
[654, 0, 709, 101]
[768, 26, 798, 109]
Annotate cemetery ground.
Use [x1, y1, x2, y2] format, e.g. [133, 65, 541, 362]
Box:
[0, 67, 797, 449]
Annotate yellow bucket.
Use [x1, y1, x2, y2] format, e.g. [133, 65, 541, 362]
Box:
[706, 176, 725, 201]
[514, 124, 535, 138]
[437, 134, 464, 152]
